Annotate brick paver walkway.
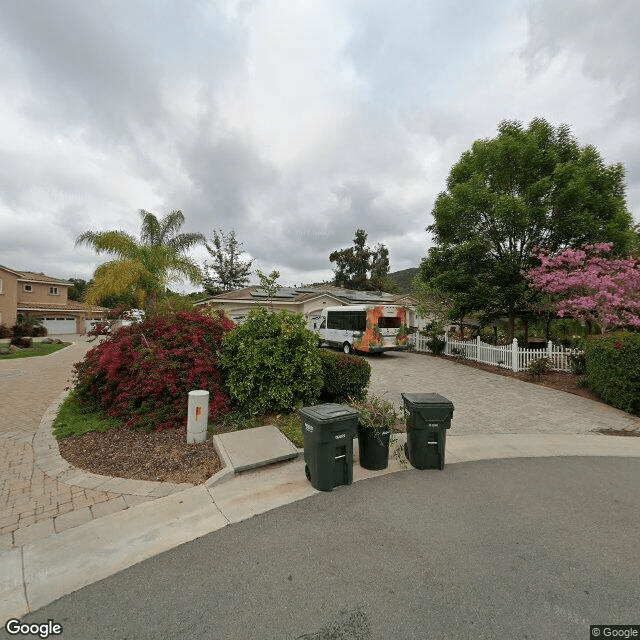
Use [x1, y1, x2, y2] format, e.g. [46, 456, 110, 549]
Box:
[368, 351, 640, 435]
[0, 337, 160, 550]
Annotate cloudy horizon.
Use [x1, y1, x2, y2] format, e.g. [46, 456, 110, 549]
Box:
[1, 0, 638, 291]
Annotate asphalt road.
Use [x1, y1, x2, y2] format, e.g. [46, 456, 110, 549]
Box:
[5, 457, 639, 640]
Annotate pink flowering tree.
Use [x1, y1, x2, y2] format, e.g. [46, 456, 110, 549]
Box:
[527, 243, 640, 333]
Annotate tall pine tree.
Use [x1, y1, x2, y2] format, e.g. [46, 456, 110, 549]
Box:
[203, 230, 253, 294]
[329, 229, 393, 291]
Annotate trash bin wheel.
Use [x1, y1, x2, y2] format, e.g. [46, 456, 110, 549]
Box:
[305, 464, 311, 481]
[342, 342, 352, 355]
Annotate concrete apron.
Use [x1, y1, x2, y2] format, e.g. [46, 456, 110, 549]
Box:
[2, 430, 640, 621]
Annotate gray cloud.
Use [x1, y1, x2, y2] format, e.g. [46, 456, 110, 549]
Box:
[1, 0, 638, 292]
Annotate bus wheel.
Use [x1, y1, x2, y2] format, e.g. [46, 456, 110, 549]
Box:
[342, 342, 352, 355]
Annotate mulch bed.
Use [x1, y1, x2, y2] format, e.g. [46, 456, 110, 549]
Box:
[58, 354, 639, 486]
[59, 426, 222, 485]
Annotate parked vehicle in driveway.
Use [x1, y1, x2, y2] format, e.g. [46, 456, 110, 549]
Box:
[315, 305, 410, 354]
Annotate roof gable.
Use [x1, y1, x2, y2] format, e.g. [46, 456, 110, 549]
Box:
[18, 271, 71, 285]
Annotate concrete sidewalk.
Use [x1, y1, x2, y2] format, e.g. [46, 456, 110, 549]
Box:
[2, 428, 640, 621]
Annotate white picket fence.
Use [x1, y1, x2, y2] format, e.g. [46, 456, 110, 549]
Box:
[409, 333, 581, 373]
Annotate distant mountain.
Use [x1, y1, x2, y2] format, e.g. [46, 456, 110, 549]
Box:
[387, 268, 419, 293]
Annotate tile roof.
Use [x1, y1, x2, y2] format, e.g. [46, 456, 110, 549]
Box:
[17, 271, 71, 285]
[196, 285, 415, 306]
[17, 301, 109, 313]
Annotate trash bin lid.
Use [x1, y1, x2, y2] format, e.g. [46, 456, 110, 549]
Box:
[298, 403, 359, 424]
[401, 392, 453, 409]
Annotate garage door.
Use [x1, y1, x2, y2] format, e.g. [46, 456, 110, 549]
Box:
[42, 317, 77, 334]
[84, 319, 104, 332]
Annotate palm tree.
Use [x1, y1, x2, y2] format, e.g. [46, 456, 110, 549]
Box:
[76, 210, 207, 310]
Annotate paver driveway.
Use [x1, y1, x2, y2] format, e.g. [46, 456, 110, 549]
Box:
[367, 350, 640, 435]
[0, 337, 156, 550]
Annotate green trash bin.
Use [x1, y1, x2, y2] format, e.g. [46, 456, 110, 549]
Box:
[401, 393, 454, 470]
[298, 404, 359, 491]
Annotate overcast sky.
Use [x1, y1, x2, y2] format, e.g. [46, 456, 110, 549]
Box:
[1, 0, 638, 291]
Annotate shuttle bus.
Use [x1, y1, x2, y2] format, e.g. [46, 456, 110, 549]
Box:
[316, 305, 410, 354]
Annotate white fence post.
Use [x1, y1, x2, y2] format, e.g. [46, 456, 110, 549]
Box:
[476, 335, 480, 362]
[512, 338, 519, 372]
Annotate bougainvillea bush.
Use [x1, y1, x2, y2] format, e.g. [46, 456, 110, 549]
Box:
[73, 310, 235, 430]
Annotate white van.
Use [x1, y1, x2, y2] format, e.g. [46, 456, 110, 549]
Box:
[316, 305, 410, 354]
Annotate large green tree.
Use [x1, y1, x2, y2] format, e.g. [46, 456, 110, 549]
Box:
[76, 209, 206, 310]
[329, 229, 393, 291]
[203, 229, 253, 294]
[416, 118, 635, 338]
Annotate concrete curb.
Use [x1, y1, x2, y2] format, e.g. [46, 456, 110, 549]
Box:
[2, 432, 640, 621]
[206, 435, 236, 487]
[33, 391, 195, 497]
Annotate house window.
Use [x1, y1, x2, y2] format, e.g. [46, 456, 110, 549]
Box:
[0, 278, 3, 294]
[23, 284, 32, 293]
[49, 286, 59, 295]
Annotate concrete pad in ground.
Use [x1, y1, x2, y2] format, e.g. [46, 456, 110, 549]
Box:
[22, 485, 228, 613]
[0, 548, 28, 621]
[207, 459, 317, 523]
[13, 519, 55, 547]
[216, 425, 298, 472]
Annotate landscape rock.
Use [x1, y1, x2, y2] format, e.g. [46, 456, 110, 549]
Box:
[0, 347, 10, 355]
[41, 337, 53, 344]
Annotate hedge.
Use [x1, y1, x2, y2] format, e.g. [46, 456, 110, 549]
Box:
[318, 349, 371, 403]
[585, 331, 640, 415]
[220, 307, 323, 415]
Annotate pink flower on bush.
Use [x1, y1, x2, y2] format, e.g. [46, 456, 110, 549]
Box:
[527, 244, 640, 332]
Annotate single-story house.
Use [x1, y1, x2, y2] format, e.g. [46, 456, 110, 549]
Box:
[195, 284, 428, 330]
[0, 265, 109, 335]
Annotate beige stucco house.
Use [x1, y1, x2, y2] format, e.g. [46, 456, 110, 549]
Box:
[195, 284, 426, 330]
[0, 265, 109, 335]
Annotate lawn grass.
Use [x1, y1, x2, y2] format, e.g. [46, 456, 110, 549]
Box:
[210, 410, 304, 447]
[54, 392, 305, 447]
[0, 342, 70, 359]
[53, 393, 121, 440]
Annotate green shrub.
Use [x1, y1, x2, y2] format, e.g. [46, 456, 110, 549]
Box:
[585, 331, 640, 415]
[527, 356, 552, 379]
[10, 336, 32, 348]
[220, 307, 323, 415]
[426, 336, 446, 355]
[0, 324, 10, 339]
[568, 351, 587, 375]
[12, 316, 47, 338]
[318, 349, 371, 403]
[348, 395, 399, 435]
